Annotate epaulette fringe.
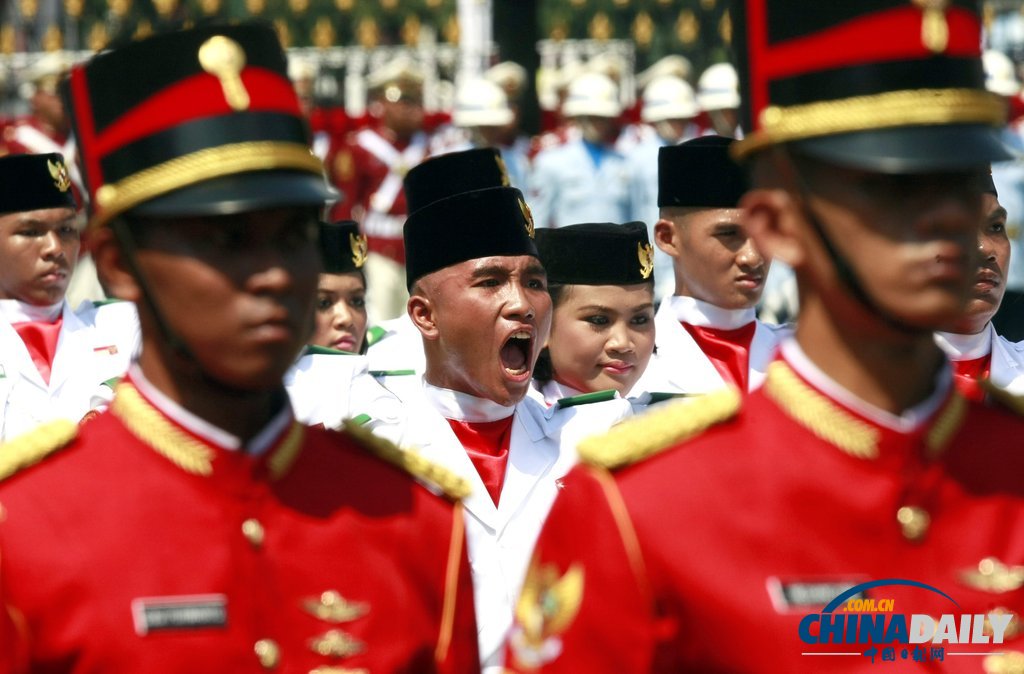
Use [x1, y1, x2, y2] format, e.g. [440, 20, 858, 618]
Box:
[578, 388, 741, 470]
[341, 418, 472, 500]
[0, 419, 78, 482]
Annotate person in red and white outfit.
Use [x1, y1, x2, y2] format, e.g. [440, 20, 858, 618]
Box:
[368, 150, 632, 674]
[0, 152, 135, 440]
[935, 171, 1024, 400]
[326, 55, 430, 323]
[632, 135, 790, 396]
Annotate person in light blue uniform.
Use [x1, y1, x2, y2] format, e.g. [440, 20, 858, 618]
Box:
[528, 72, 631, 229]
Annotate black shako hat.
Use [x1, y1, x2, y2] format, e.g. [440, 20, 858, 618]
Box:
[404, 186, 538, 290]
[0, 153, 77, 214]
[319, 220, 368, 274]
[403, 147, 511, 215]
[730, 0, 1012, 172]
[659, 136, 749, 208]
[64, 21, 332, 230]
[536, 222, 655, 286]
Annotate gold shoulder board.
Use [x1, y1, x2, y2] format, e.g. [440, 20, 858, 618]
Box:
[983, 380, 1024, 416]
[578, 387, 741, 470]
[341, 418, 472, 500]
[0, 419, 78, 482]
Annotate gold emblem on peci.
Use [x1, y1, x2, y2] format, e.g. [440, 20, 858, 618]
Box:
[47, 158, 71, 192]
[519, 197, 535, 238]
[198, 35, 251, 111]
[495, 154, 511, 186]
[912, 0, 950, 53]
[638, 241, 654, 279]
[349, 232, 368, 268]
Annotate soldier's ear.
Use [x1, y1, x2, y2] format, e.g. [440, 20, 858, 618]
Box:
[653, 217, 680, 258]
[91, 225, 143, 303]
[741, 188, 805, 269]
[407, 293, 439, 341]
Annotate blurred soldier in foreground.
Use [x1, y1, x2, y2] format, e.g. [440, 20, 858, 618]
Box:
[505, 1, 1024, 671]
[0, 23, 478, 673]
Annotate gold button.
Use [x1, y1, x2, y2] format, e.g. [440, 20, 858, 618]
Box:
[254, 638, 280, 669]
[242, 518, 265, 547]
[896, 506, 930, 541]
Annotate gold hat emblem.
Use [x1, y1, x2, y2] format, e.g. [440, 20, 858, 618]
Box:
[198, 35, 251, 111]
[637, 241, 654, 279]
[495, 154, 511, 186]
[519, 197, 535, 238]
[349, 232, 368, 269]
[960, 557, 1024, 593]
[47, 158, 71, 192]
[511, 561, 584, 667]
[912, 0, 950, 53]
[302, 590, 370, 623]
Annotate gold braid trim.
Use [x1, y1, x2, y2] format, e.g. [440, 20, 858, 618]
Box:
[0, 419, 77, 482]
[112, 382, 215, 476]
[577, 388, 741, 470]
[89, 141, 325, 230]
[925, 392, 966, 458]
[267, 421, 305, 479]
[435, 501, 465, 664]
[340, 419, 472, 500]
[764, 361, 880, 459]
[733, 88, 1005, 160]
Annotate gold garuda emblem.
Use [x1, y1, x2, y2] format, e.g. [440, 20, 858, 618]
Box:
[638, 241, 654, 279]
[509, 560, 584, 667]
[47, 158, 71, 192]
[495, 154, 511, 187]
[519, 197, 535, 238]
[349, 232, 368, 268]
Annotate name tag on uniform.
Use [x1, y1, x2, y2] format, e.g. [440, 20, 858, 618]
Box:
[766, 577, 867, 614]
[131, 594, 228, 635]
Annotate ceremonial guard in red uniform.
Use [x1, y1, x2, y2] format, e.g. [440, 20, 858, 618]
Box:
[0, 23, 478, 674]
[505, 2, 1024, 672]
[327, 56, 430, 323]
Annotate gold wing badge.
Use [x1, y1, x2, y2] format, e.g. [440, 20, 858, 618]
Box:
[47, 158, 71, 192]
[509, 560, 584, 668]
[349, 232, 368, 268]
[637, 241, 654, 280]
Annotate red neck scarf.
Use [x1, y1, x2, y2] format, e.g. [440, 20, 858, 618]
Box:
[951, 355, 991, 403]
[683, 321, 757, 392]
[13, 316, 63, 385]
[446, 416, 514, 506]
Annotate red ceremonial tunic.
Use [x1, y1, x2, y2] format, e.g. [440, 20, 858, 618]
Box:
[505, 345, 1024, 673]
[0, 380, 478, 674]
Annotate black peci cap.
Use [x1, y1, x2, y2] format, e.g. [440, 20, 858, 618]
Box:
[731, 0, 1012, 172]
[536, 222, 655, 286]
[404, 186, 538, 290]
[64, 21, 332, 230]
[0, 153, 77, 215]
[403, 147, 511, 215]
[658, 136, 749, 208]
[319, 220, 368, 274]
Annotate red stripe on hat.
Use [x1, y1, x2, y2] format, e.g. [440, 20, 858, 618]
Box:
[69, 66, 104, 202]
[744, 0, 771, 134]
[761, 7, 981, 80]
[93, 68, 301, 157]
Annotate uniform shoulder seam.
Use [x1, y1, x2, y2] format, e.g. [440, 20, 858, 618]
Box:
[578, 388, 741, 470]
[0, 419, 79, 482]
[340, 418, 472, 500]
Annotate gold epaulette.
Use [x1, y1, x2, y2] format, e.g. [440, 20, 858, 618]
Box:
[578, 387, 741, 470]
[983, 379, 1024, 416]
[341, 418, 472, 501]
[0, 419, 78, 483]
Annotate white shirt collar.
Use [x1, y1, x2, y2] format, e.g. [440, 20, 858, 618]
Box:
[0, 298, 63, 323]
[781, 339, 951, 433]
[934, 323, 994, 361]
[422, 380, 515, 422]
[129, 364, 293, 455]
[667, 295, 755, 330]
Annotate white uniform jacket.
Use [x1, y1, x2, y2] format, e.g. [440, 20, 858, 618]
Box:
[935, 322, 1024, 395]
[364, 313, 426, 376]
[631, 295, 792, 396]
[527, 138, 631, 229]
[0, 299, 137, 440]
[367, 377, 632, 674]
